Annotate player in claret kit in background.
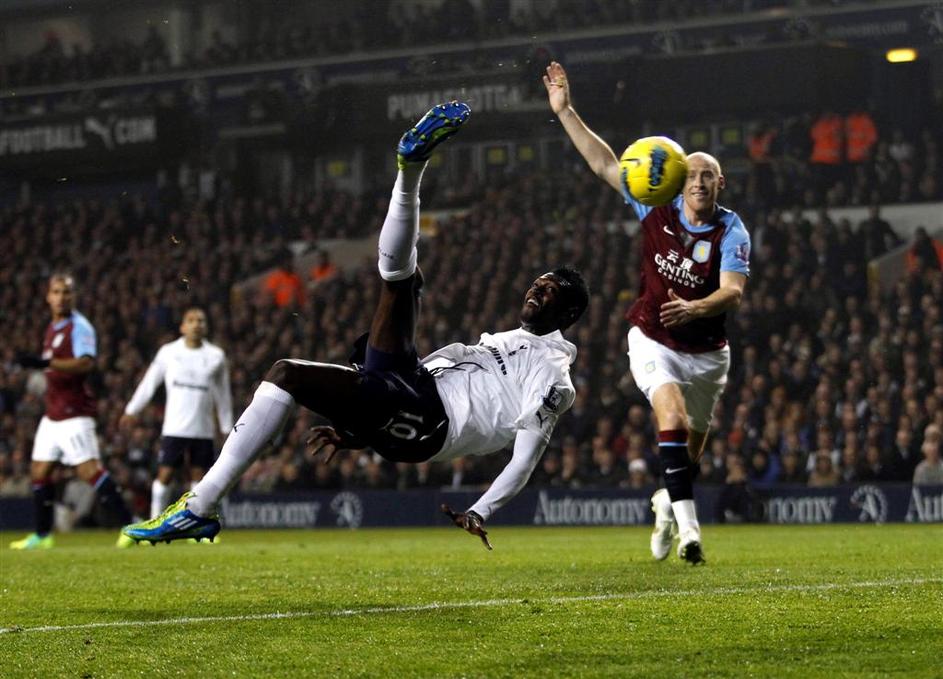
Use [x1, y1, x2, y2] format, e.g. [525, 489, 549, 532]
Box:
[120, 307, 233, 520]
[545, 61, 751, 564]
[10, 274, 133, 549]
[123, 101, 589, 549]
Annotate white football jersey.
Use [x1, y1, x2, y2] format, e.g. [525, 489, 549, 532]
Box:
[423, 328, 577, 461]
[125, 338, 233, 439]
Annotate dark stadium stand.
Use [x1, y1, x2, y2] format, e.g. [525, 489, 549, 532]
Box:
[1, 0, 941, 523]
[1, 149, 941, 516]
[1, 0, 839, 89]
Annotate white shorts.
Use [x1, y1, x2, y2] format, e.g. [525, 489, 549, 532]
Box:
[31, 416, 101, 466]
[627, 326, 730, 432]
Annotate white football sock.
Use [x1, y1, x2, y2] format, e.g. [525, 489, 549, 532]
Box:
[655, 488, 675, 523]
[672, 499, 701, 541]
[151, 479, 172, 519]
[377, 166, 425, 281]
[188, 381, 294, 517]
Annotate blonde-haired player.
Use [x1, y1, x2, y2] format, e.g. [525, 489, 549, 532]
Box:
[545, 62, 751, 564]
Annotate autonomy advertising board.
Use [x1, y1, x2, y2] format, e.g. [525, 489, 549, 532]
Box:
[5, 485, 939, 530]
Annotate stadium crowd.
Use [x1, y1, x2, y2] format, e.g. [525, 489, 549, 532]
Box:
[1, 0, 850, 89]
[1, 131, 942, 520]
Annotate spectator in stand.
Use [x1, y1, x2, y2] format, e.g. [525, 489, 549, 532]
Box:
[624, 458, 652, 489]
[588, 441, 620, 487]
[262, 250, 306, 308]
[888, 128, 915, 165]
[845, 110, 878, 164]
[807, 426, 839, 473]
[913, 424, 943, 486]
[696, 451, 722, 484]
[309, 249, 339, 285]
[778, 449, 807, 484]
[839, 437, 863, 483]
[859, 444, 888, 481]
[890, 426, 921, 481]
[715, 454, 754, 523]
[906, 227, 943, 274]
[808, 452, 840, 487]
[747, 122, 778, 203]
[532, 451, 562, 487]
[859, 204, 902, 260]
[809, 110, 844, 190]
[747, 449, 779, 488]
[558, 437, 584, 488]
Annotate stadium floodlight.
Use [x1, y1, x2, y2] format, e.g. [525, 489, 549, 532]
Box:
[885, 48, 918, 63]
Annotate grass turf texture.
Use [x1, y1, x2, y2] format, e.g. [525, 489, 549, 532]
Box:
[1, 525, 940, 678]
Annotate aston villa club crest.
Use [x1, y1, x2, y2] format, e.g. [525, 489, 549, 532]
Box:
[692, 240, 712, 263]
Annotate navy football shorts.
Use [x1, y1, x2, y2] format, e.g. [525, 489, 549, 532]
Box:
[157, 436, 216, 469]
[333, 335, 449, 463]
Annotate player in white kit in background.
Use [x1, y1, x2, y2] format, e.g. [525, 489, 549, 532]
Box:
[120, 308, 233, 518]
[122, 102, 589, 548]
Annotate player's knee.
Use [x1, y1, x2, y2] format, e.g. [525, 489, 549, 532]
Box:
[658, 410, 688, 432]
[265, 359, 299, 392]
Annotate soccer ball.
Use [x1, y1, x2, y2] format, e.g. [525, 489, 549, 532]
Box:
[619, 136, 688, 206]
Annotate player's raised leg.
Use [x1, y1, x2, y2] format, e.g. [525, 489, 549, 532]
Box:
[371, 101, 470, 361]
[652, 384, 704, 564]
[122, 102, 470, 545]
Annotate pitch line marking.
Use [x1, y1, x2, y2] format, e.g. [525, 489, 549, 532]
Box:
[1, 576, 940, 636]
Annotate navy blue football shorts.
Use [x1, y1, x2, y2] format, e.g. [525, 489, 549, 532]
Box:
[333, 336, 449, 463]
[157, 436, 216, 469]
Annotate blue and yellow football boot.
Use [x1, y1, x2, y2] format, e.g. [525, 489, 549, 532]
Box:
[397, 101, 471, 169]
[121, 492, 220, 545]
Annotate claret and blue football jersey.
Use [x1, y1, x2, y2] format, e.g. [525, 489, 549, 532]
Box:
[621, 192, 751, 353]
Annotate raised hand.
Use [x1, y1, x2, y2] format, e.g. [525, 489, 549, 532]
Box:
[542, 61, 571, 115]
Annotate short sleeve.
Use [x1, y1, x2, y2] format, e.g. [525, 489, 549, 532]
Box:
[619, 167, 654, 221]
[515, 365, 576, 441]
[720, 214, 751, 276]
[71, 316, 97, 358]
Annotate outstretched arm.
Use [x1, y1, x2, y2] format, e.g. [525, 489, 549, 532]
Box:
[123, 355, 166, 418]
[441, 430, 547, 550]
[543, 61, 623, 193]
[469, 429, 548, 522]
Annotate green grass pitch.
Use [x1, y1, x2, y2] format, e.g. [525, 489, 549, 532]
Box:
[1, 524, 941, 677]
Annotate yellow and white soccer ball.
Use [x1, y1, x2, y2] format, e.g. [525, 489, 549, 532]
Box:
[619, 136, 688, 206]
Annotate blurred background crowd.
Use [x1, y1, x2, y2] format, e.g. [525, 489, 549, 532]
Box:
[1, 135, 941, 520]
[1, 0, 842, 89]
[1, 0, 942, 524]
